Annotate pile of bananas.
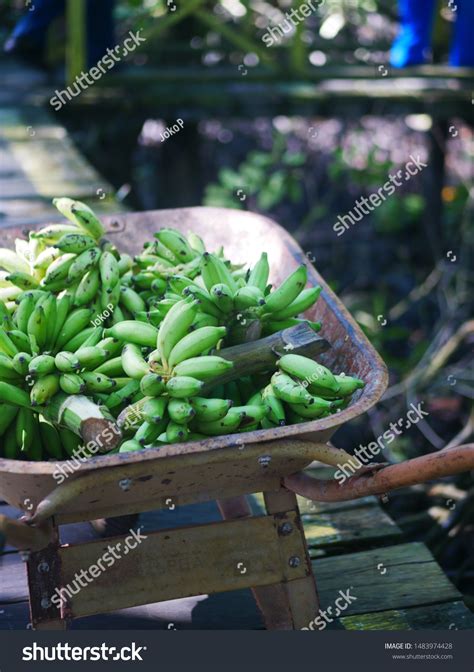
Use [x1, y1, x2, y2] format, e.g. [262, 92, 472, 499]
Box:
[0, 198, 365, 460]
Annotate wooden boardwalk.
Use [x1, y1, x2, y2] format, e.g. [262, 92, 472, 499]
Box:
[1, 56, 473, 630]
[2, 463, 474, 630]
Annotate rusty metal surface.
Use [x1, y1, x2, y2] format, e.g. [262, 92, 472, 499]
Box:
[0, 207, 388, 512]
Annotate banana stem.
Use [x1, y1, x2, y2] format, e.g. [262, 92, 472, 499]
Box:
[204, 322, 330, 393]
[43, 393, 122, 452]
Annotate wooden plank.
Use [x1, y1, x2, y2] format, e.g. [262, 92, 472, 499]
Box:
[340, 601, 474, 631]
[303, 506, 402, 555]
[58, 513, 308, 619]
[314, 542, 460, 617]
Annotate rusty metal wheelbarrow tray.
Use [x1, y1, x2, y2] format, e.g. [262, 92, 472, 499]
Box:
[0, 207, 388, 525]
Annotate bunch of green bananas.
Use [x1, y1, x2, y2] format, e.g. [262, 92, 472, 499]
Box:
[0, 197, 366, 461]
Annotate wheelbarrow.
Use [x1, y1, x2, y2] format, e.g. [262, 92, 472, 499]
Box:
[0, 207, 472, 630]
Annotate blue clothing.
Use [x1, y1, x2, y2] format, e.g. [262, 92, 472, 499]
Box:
[12, 0, 115, 66]
[390, 0, 474, 67]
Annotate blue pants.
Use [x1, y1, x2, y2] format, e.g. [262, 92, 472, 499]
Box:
[390, 0, 474, 67]
[12, 0, 115, 66]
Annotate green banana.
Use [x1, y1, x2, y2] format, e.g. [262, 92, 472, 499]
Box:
[267, 286, 321, 321]
[75, 346, 109, 369]
[109, 320, 158, 348]
[7, 330, 32, 354]
[200, 253, 237, 293]
[166, 420, 189, 443]
[5, 272, 39, 290]
[16, 407, 35, 453]
[99, 251, 120, 288]
[157, 298, 198, 367]
[38, 416, 63, 459]
[67, 247, 101, 282]
[166, 375, 204, 398]
[277, 354, 340, 395]
[0, 381, 32, 408]
[189, 397, 232, 422]
[155, 228, 196, 263]
[62, 326, 97, 353]
[142, 397, 168, 424]
[33, 246, 60, 271]
[42, 253, 76, 286]
[168, 326, 226, 368]
[27, 304, 47, 350]
[140, 373, 166, 397]
[234, 286, 265, 310]
[56, 233, 97, 254]
[168, 398, 195, 425]
[3, 422, 20, 459]
[264, 265, 307, 314]
[30, 374, 60, 406]
[59, 372, 86, 395]
[247, 252, 269, 292]
[12, 352, 32, 376]
[288, 398, 334, 419]
[74, 268, 100, 306]
[94, 356, 124, 377]
[80, 371, 117, 393]
[262, 384, 286, 426]
[32, 223, 79, 244]
[28, 354, 56, 378]
[14, 292, 36, 333]
[0, 248, 31, 274]
[119, 286, 146, 315]
[105, 379, 140, 410]
[54, 308, 93, 350]
[210, 283, 234, 313]
[0, 403, 18, 437]
[196, 411, 241, 436]
[271, 371, 314, 405]
[53, 198, 104, 240]
[121, 343, 149, 380]
[136, 420, 164, 446]
[119, 438, 142, 453]
[173, 355, 232, 381]
[55, 351, 81, 373]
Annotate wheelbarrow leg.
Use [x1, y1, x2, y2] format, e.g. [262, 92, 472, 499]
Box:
[217, 490, 319, 630]
[26, 525, 67, 630]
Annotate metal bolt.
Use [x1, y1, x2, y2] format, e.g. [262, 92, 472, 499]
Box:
[37, 561, 50, 573]
[279, 522, 293, 536]
[119, 478, 132, 491]
[288, 555, 301, 568]
[258, 455, 271, 467]
[40, 596, 51, 609]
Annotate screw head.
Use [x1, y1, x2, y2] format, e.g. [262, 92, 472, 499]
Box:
[279, 522, 293, 536]
[119, 478, 132, 491]
[258, 455, 271, 467]
[40, 597, 51, 609]
[37, 561, 50, 573]
[288, 555, 301, 568]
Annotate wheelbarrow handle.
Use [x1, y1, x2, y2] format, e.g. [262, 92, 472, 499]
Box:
[0, 515, 53, 552]
[284, 443, 474, 502]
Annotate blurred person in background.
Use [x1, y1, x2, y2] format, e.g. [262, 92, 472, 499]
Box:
[390, 0, 474, 67]
[4, 0, 115, 68]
